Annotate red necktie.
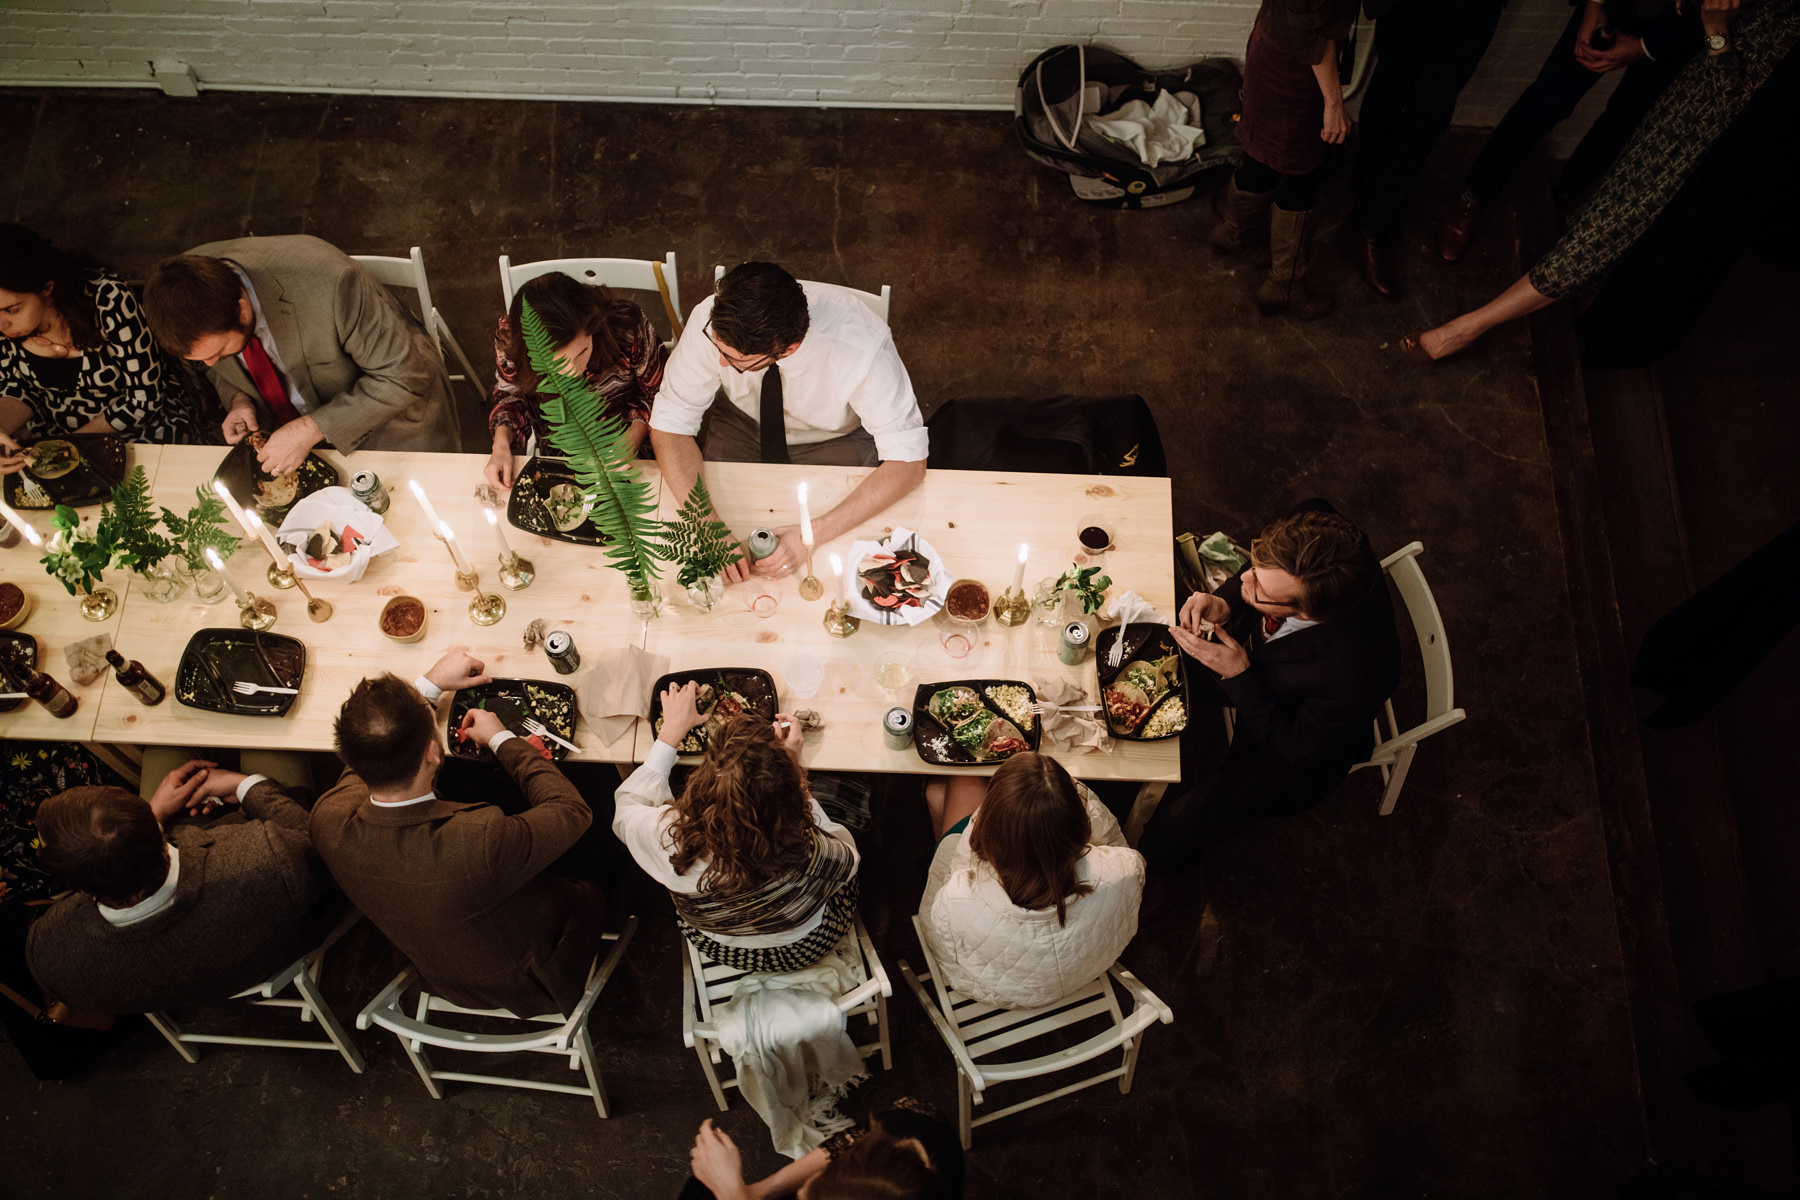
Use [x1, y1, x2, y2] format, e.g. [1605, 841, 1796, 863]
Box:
[1262, 614, 1282, 638]
[240, 336, 299, 428]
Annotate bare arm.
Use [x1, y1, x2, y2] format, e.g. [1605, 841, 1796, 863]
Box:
[749, 1147, 832, 1198]
[1312, 47, 1348, 144]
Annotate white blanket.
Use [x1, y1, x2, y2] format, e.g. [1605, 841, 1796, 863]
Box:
[1089, 90, 1205, 167]
[713, 948, 868, 1158]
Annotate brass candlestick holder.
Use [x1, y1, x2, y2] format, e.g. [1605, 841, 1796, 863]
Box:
[462, 570, 506, 626]
[993, 586, 1031, 627]
[290, 576, 332, 623]
[236, 592, 277, 631]
[265, 558, 298, 589]
[497, 551, 535, 590]
[823, 598, 860, 638]
[798, 548, 824, 602]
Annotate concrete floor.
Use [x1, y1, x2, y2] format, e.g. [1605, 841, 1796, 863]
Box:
[0, 89, 1785, 1198]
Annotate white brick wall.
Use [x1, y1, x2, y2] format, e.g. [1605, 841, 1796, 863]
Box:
[0, 0, 1614, 146]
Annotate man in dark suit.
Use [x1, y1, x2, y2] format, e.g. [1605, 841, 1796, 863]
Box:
[28, 760, 330, 1014]
[309, 650, 608, 1019]
[1143, 504, 1401, 873]
[143, 234, 460, 475]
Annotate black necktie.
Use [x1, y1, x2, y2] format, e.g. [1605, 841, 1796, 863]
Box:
[759, 364, 789, 465]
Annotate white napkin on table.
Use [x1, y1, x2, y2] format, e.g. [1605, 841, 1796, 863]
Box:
[1105, 590, 1165, 625]
[275, 487, 398, 583]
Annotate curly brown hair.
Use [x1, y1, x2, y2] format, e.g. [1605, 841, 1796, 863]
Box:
[966, 752, 1094, 926]
[668, 713, 813, 893]
[502, 271, 634, 394]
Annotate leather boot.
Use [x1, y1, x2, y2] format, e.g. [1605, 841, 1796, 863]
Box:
[1436, 194, 1481, 262]
[1257, 206, 1335, 319]
[1210, 178, 1275, 257]
[1351, 230, 1400, 300]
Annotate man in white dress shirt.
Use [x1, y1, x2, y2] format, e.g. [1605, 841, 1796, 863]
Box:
[649, 261, 930, 581]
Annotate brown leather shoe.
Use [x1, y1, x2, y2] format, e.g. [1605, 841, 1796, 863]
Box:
[1351, 231, 1400, 301]
[1436, 195, 1481, 262]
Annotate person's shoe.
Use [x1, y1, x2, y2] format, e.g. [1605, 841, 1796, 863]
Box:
[1436, 194, 1481, 262]
[1350, 230, 1400, 300]
[1210, 178, 1275, 257]
[1257, 206, 1335, 320]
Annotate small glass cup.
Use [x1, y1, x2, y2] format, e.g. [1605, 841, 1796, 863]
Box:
[785, 654, 824, 700]
[873, 651, 915, 694]
[939, 626, 974, 659]
[743, 582, 780, 619]
[1075, 513, 1114, 561]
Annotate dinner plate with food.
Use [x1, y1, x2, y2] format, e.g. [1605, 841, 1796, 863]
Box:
[213, 433, 339, 522]
[647, 668, 779, 755]
[911, 679, 1040, 766]
[505, 456, 609, 546]
[1095, 626, 1188, 740]
[845, 528, 949, 626]
[448, 678, 580, 762]
[2, 433, 126, 508]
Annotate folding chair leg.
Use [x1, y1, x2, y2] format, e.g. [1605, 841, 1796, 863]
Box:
[1377, 742, 1418, 817]
[293, 967, 365, 1074]
[146, 1011, 199, 1064]
[574, 1025, 611, 1120]
[1124, 781, 1167, 848]
[957, 1074, 974, 1151]
[693, 1037, 729, 1111]
[875, 991, 892, 1071]
[1119, 1032, 1142, 1094]
[401, 1035, 446, 1099]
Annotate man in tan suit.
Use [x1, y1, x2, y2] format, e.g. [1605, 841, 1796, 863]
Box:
[143, 234, 460, 474]
[29, 760, 330, 1014]
[309, 649, 608, 1019]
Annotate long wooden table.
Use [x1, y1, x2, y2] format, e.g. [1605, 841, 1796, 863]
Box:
[2, 447, 1178, 784]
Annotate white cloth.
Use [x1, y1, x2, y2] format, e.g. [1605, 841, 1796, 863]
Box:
[920, 787, 1145, 1010]
[1104, 590, 1165, 626]
[99, 845, 180, 927]
[650, 285, 929, 463]
[231, 263, 312, 417]
[1089, 89, 1205, 167]
[1265, 615, 1318, 643]
[713, 946, 868, 1158]
[275, 486, 399, 582]
[612, 741, 860, 949]
[844, 528, 949, 627]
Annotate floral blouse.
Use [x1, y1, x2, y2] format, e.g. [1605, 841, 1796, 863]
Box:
[0, 741, 128, 905]
[0, 273, 203, 444]
[488, 301, 666, 456]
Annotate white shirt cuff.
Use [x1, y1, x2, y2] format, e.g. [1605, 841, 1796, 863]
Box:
[236, 774, 269, 802]
[414, 675, 443, 704]
[644, 740, 680, 772]
[489, 730, 516, 751]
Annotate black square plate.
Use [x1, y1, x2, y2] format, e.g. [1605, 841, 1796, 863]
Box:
[212, 439, 339, 524]
[448, 679, 579, 762]
[647, 668, 778, 756]
[174, 628, 307, 716]
[912, 679, 1041, 765]
[506, 457, 612, 547]
[0, 631, 39, 713]
[2, 434, 126, 509]
[1095, 625, 1189, 740]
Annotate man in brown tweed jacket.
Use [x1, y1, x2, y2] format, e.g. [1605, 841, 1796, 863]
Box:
[309, 649, 608, 1020]
[28, 760, 330, 1014]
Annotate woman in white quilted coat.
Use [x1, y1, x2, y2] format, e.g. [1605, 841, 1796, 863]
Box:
[920, 753, 1145, 1010]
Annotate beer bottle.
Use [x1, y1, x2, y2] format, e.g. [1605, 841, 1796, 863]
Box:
[106, 649, 167, 707]
[14, 659, 78, 719]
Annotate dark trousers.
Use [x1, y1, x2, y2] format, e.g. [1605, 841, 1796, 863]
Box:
[1464, 4, 1691, 204]
[1351, 0, 1506, 236]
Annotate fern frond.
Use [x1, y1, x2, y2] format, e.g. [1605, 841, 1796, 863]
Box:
[667, 477, 738, 587]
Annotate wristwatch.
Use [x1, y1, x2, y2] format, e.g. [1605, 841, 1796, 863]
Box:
[1707, 32, 1730, 52]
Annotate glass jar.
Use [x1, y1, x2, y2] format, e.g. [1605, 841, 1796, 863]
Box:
[683, 575, 724, 613]
[138, 560, 185, 604]
[629, 580, 663, 621]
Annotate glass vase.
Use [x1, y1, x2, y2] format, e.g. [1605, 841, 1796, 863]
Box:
[138, 560, 185, 604]
[188, 564, 228, 605]
[683, 575, 724, 612]
[78, 585, 119, 622]
[629, 580, 663, 621]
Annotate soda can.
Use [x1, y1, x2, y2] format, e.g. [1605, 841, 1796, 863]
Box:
[544, 630, 580, 674]
[882, 707, 914, 751]
[349, 469, 390, 514]
[1057, 620, 1092, 666]
[746, 528, 780, 560]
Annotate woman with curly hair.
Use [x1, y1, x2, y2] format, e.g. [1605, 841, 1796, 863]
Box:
[0, 224, 202, 465]
[613, 681, 859, 972]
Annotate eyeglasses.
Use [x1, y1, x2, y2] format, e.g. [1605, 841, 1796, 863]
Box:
[703, 319, 780, 374]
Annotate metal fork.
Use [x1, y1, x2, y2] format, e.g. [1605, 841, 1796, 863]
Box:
[232, 681, 299, 696]
[520, 716, 579, 753]
[17, 475, 50, 507]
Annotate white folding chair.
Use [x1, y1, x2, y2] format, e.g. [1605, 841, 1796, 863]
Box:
[711, 264, 891, 325]
[351, 247, 485, 407]
[681, 913, 892, 1112]
[498, 252, 683, 344]
[146, 907, 366, 1073]
[1351, 541, 1467, 815]
[900, 915, 1172, 1149]
[355, 916, 638, 1120]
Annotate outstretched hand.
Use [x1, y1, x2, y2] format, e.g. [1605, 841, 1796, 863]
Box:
[426, 648, 493, 693]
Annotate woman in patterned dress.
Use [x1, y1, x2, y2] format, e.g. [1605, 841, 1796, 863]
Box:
[0, 224, 203, 464]
[483, 270, 667, 490]
[614, 684, 861, 974]
[1403, 0, 1800, 361]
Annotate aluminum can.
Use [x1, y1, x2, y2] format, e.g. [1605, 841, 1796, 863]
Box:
[746, 528, 780, 560]
[882, 707, 914, 751]
[1057, 620, 1092, 666]
[544, 630, 580, 674]
[349, 469, 390, 514]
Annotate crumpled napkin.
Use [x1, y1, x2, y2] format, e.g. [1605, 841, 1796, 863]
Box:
[1033, 677, 1112, 754]
[576, 644, 670, 745]
[63, 633, 112, 685]
[1090, 89, 1205, 166]
[276, 487, 399, 582]
[1105, 590, 1165, 626]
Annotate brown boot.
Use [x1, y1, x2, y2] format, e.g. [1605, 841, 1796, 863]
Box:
[1436, 194, 1481, 262]
[1257, 206, 1335, 319]
[1210, 178, 1275, 257]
